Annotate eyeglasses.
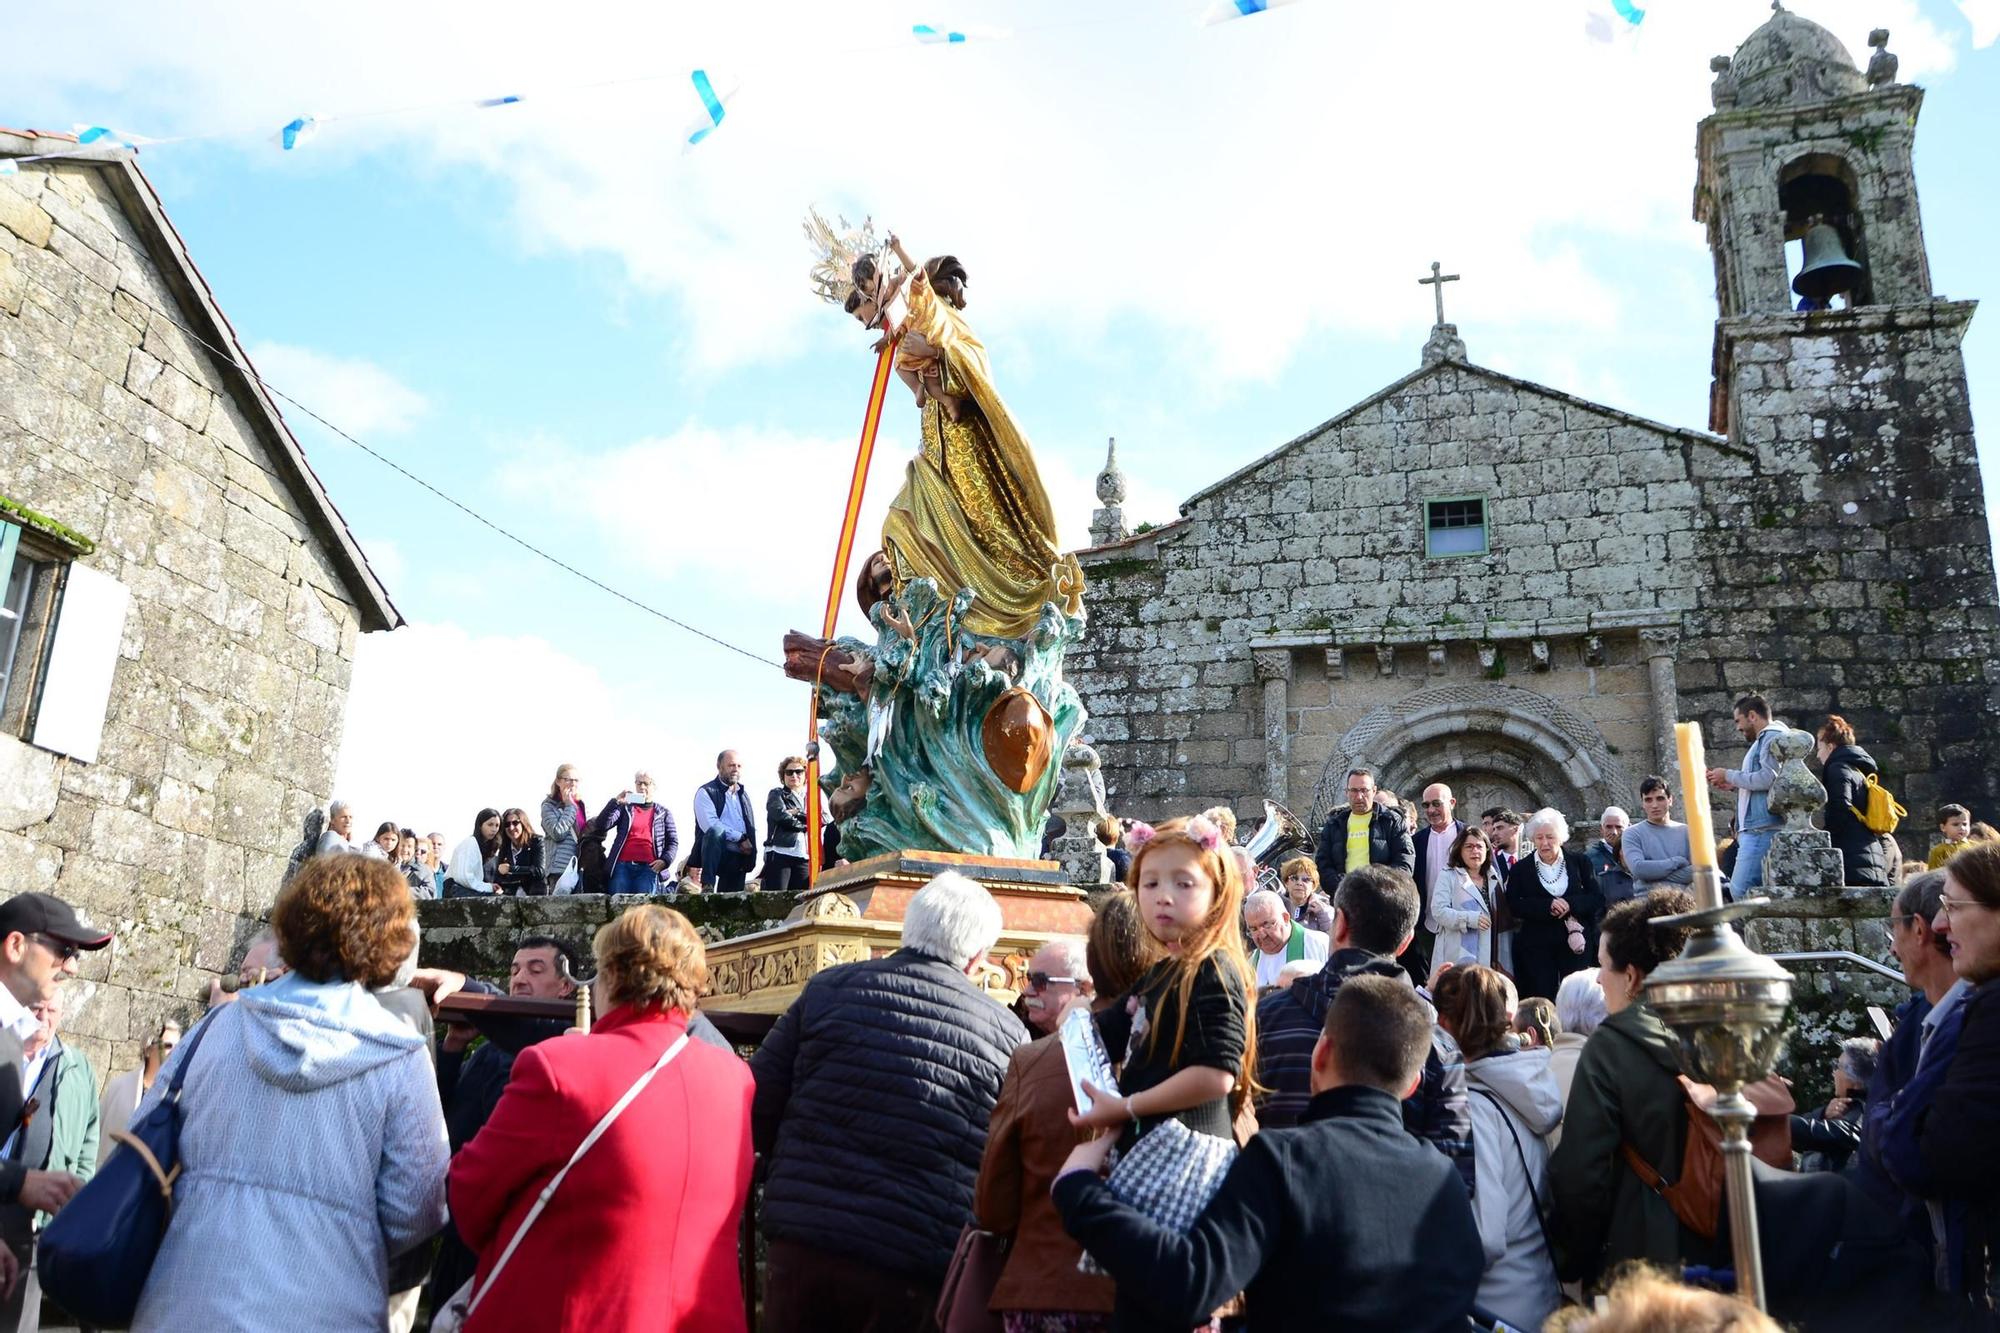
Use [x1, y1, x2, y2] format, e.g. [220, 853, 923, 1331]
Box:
[1421, 799, 1447, 809]
[31, 934, 79, 962]
[1025, 972, 1076, 990]
[504, 821, 524, 829]
[1937, 896, 1994, 920]
[783, 769, 806, 776]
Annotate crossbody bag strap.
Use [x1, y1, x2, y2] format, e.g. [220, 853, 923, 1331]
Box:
[465, 1032, 690, 1317]
[1471, 1087, 1563, 1288]
[166, 1008, 220, 1103]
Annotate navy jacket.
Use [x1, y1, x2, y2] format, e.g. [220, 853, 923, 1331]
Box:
[1254, 948, 1475, 1195]
[750, 948, 1027, 1281]
[1056, 1084, 1482, 1332]
[593, 796, 680, 871]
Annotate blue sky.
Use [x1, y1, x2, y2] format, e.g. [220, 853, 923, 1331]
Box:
[8, 0, 1996, 837]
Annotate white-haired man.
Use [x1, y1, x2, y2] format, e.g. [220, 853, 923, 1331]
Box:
[1243, 889, 1329, 989]
[751, 872, 1027, 1332]
[1021, 937, 1092, 1036]
[315, 799, 358, 856]
[1585, 806, 1636, 907]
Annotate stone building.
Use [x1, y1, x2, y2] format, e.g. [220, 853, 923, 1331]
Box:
[0, 129, 397, 1076]
[1073, 11, 1999, 844]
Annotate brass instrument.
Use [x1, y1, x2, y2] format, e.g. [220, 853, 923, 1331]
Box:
[1241, 799, 1312, 895]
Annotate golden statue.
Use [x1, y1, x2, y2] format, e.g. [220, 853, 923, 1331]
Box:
[806, 212, 1084, 640]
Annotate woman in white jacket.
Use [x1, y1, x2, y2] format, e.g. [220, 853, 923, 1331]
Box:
[1433, 964, 1564, 1331]
[1430, 825, 1503, 971]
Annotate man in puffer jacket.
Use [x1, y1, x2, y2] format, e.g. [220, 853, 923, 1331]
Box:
[751, 871, 1027, 1332]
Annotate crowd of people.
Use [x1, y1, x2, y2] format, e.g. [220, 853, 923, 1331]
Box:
[11, 687, 1998, 1330]
[288, 750, 819, 901]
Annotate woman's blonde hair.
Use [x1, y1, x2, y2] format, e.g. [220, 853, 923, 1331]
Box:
[594, 904, 709, 1014]
[1127, 815, 1259, 1115]
[1277, 855, 1318, 887]
[1546, 1266, 1781, 1332]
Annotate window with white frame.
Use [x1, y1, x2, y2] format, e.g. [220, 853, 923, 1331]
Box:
[1424, 496, 1489, 558]
[0, 506, 128, 762]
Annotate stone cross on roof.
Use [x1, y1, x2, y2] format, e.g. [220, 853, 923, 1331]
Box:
[1418, 260, 1467, 366]
[1419, 260, 1460, 328]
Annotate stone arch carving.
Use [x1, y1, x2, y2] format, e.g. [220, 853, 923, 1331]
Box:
[1308, 683, 1633, 827]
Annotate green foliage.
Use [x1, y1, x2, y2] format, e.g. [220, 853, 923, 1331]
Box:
[1485, 649, 1508, 680]
[1090, 557, 1153, 580]
[0, 495, 95, 553]
[1133, 521, 1157, 535]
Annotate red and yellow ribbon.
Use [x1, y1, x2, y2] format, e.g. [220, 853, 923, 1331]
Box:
[807, 337, 898, 880]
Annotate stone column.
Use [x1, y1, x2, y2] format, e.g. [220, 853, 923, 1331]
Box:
[1253, 649, 1293, 806]
[1641, 628, 1681, 790]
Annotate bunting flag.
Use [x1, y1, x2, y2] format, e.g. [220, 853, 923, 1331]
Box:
[279, 116, 319, 151]
[1202, 0, 1305, 25]
[1586, 0, 1645, 41]
[913, 23, 967, 43]
[684, 69, 732, 147]
[807, 336, 899, 879]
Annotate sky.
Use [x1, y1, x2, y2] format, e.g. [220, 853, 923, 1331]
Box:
[8, 0, 1998, 840]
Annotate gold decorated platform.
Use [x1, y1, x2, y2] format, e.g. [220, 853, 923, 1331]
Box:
[703, 850, 1096, 1015]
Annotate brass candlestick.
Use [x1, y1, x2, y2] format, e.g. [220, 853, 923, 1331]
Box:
[1645, 868, 1792, 1311]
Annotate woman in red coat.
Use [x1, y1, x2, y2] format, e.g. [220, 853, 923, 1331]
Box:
[449, 904, 753, 1331]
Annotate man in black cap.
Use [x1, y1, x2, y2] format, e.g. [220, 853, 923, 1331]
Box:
[0, 892, 111, 1312]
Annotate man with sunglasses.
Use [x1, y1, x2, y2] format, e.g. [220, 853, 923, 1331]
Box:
[1018, 939, 1091, 1036]
[0, 892, 112, 1312]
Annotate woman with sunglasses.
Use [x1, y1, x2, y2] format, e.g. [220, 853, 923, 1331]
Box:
[761, 757, 813, 892]
[493, 808, 548, 897]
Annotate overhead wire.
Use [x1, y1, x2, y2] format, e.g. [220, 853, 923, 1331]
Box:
[134, 298, 785, 670]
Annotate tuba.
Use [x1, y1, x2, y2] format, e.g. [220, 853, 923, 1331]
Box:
[1240, 799, 1312, 895]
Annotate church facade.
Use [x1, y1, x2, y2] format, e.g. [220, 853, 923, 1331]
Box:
[1071, 11, 1999, 841]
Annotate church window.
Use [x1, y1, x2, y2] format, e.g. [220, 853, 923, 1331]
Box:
[1424, 497, 1488, 558]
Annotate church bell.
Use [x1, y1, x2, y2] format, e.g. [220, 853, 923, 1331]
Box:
[1792, 222, 1864, 303]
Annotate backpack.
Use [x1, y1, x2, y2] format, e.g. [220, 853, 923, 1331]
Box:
[1851, 773, 1907, 836]
[1620, 1074, 1794, 1240]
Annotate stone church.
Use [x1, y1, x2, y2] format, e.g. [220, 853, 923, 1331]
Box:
[1072, 9, 1999, 842]
[0, 128, 397, 1075]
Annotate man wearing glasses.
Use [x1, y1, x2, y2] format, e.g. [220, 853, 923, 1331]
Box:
[1312, 767, 1415, 890]
[1017, 938, 1091, 1036]
[0, 892, 112, 1310]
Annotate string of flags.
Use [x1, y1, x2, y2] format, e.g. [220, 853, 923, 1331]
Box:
[0, 5, 1651, 177]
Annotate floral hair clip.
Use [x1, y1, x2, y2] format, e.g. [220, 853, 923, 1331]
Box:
[1123, 821, 1157, 853]
[1186, 815, 1223, 852]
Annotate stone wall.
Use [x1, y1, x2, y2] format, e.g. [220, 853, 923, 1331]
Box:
[1072, 360, 1718, 824]
[1690, 302, 2000, 834]
[0, 158, 370, 1079]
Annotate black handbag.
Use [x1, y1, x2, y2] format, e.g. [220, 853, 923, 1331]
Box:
[38, 1009, 217, 1325]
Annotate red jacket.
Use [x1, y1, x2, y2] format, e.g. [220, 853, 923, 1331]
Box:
[450, 1005, 753, 1332]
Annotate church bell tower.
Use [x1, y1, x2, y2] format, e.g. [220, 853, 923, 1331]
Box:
[1686, 5, 2000, 818]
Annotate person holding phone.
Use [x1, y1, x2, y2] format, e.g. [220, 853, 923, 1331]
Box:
[597, 772, 678, 896]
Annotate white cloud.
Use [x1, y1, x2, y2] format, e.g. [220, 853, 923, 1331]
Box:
[1961, 0, 2000, 48]
[246, 342, 428, 435]
[13, 0, 1962, 388]
[491, 418, 1184, 636]
[333, 620, 799, 844]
